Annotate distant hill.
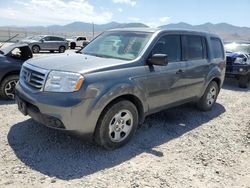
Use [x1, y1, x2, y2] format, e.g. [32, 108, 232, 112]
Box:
[0, 22, 250, 41]
[159, 22, 250, 41]
[24, 21, 149, 32]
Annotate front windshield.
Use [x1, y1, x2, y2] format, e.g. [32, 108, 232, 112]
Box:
[225, 43, 250, 54]
[81, 31, 152, 60]
[31, 36, 44, 41]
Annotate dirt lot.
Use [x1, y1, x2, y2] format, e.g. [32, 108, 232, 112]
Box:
[0, 57, 249, 187]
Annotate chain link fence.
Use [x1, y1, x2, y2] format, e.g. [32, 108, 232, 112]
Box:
[0, 27, 99, 43]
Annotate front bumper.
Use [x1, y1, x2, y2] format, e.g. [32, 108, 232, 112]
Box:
[226, 64, 250, 77]
[15, 83, 99, 137]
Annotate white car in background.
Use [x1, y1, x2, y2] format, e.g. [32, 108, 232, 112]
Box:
[67, 36, 89, 49]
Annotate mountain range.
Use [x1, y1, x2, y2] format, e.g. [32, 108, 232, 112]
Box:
[1, 22, 250, 41]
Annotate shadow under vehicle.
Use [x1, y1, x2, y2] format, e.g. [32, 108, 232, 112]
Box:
[0, 43, 33, 99]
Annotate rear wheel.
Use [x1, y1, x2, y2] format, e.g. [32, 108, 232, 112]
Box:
[70, 42, 76, 49]
[59, 46, 66, 53]
[197, 81, 219, 111]
[0, 75, 19, 100]
[32, 45, 40, 53]
[239, 75, 250, 88]
[94, 100, 138, 150]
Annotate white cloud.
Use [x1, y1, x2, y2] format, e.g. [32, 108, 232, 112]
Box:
[128, 17, 141, 22]
[118, 8, 123, 12]
[159, 16, 170, 23]
[112, 0, 136, 7]
[1, 0, 113, 25]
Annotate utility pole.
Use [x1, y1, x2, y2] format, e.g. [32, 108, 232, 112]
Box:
[92, 22, 94, 38]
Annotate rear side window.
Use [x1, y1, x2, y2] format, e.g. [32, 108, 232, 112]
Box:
[152, 35, 181, 62]
[211, 37, 224, 59]
[51, 37, 64, 41]
[184, 35, 205, 60]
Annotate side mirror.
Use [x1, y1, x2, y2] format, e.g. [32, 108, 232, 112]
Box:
[148, 54, 168, 66]
[40, 39, 44, 43]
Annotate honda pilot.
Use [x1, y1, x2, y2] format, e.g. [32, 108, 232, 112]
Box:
[15, 28, 226, 149]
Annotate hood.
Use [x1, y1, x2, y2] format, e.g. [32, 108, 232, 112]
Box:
[26, 53, 129, 74]
[226, 52, 240, 58]
[0, 43, 30, 55]
[20, 39, 38, 44]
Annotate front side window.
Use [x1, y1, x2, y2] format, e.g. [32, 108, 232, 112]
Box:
[81, 31, 152, 60]
[151, 35, 181, 62]
[210, 38, 224, 59]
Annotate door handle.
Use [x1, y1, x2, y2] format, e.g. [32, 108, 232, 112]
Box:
[176, 69, 183, 74]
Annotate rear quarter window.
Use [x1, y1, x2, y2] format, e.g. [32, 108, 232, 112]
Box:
[211, 37, 224, 59]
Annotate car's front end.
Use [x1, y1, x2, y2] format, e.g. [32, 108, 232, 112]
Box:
[225, 52, 250, 78]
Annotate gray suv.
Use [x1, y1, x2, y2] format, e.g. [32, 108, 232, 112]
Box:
[21, 35, 68, 53]
[15, 28, 226, 149]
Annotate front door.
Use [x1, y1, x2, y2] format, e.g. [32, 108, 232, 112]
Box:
[145, 34, 188, 110]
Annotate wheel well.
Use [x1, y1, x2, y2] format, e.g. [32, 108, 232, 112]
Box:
[99, 94, 145, 125]
[211, 77, 221, 88]
[1, 71, 20, 83]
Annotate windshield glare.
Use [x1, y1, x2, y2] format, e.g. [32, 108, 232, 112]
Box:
[81, 31, 152, 60]
[225, 43, 250, 54]
[32, 36, 44, 41]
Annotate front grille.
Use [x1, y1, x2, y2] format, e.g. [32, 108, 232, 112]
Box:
[226, 57, 235, 65]
[21, 64, 48, 90]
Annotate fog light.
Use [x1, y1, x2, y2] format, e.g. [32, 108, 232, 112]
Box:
[239, 68, 244, 72]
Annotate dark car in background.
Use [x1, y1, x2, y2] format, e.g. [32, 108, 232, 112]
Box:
[20, 35, 68, 53]
[0, 43, 32, 99]
[224, 42, 250, 88]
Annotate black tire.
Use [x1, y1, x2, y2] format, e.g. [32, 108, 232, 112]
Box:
[0, 75, 19, 100]
[50, 50, 55, 53]
[32, 45, 40, 53]
[59, 46, 66, 53]
[94, 100, 139, 150]
[197, 81, 219, 111]
[239, 75, 250, 88]
[70, 42, 76, 49]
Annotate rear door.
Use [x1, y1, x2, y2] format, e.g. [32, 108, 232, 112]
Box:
[181, 35, 209, 98]
[41, 36, 53, 50]
[145, 34, 188, 110]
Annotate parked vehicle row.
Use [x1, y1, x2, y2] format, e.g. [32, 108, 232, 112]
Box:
[15, 28, 226, 149]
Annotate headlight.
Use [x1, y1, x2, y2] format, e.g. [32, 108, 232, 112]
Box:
[44, 71, 84, 92]
[234, 57, 249, 65]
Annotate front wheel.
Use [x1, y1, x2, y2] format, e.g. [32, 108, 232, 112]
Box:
[0, 75, 19, 100]
[94, 100, 139, 150]
[32, 45, 40, 53]
[197, 81, 219, 111]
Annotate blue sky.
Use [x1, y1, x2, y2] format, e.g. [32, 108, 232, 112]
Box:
[0, 0, 249, 27]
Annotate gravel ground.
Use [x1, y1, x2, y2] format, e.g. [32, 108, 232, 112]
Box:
[0, 76, 249, 187]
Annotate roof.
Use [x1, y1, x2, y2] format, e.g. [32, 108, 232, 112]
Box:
[107, 27, 219, 37]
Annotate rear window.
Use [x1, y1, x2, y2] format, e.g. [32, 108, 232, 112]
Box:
[184, 35, 205, 60]
[211, 37, 224, 59]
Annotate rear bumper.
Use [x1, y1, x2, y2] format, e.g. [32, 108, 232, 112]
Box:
[15, 83, 99, 137]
